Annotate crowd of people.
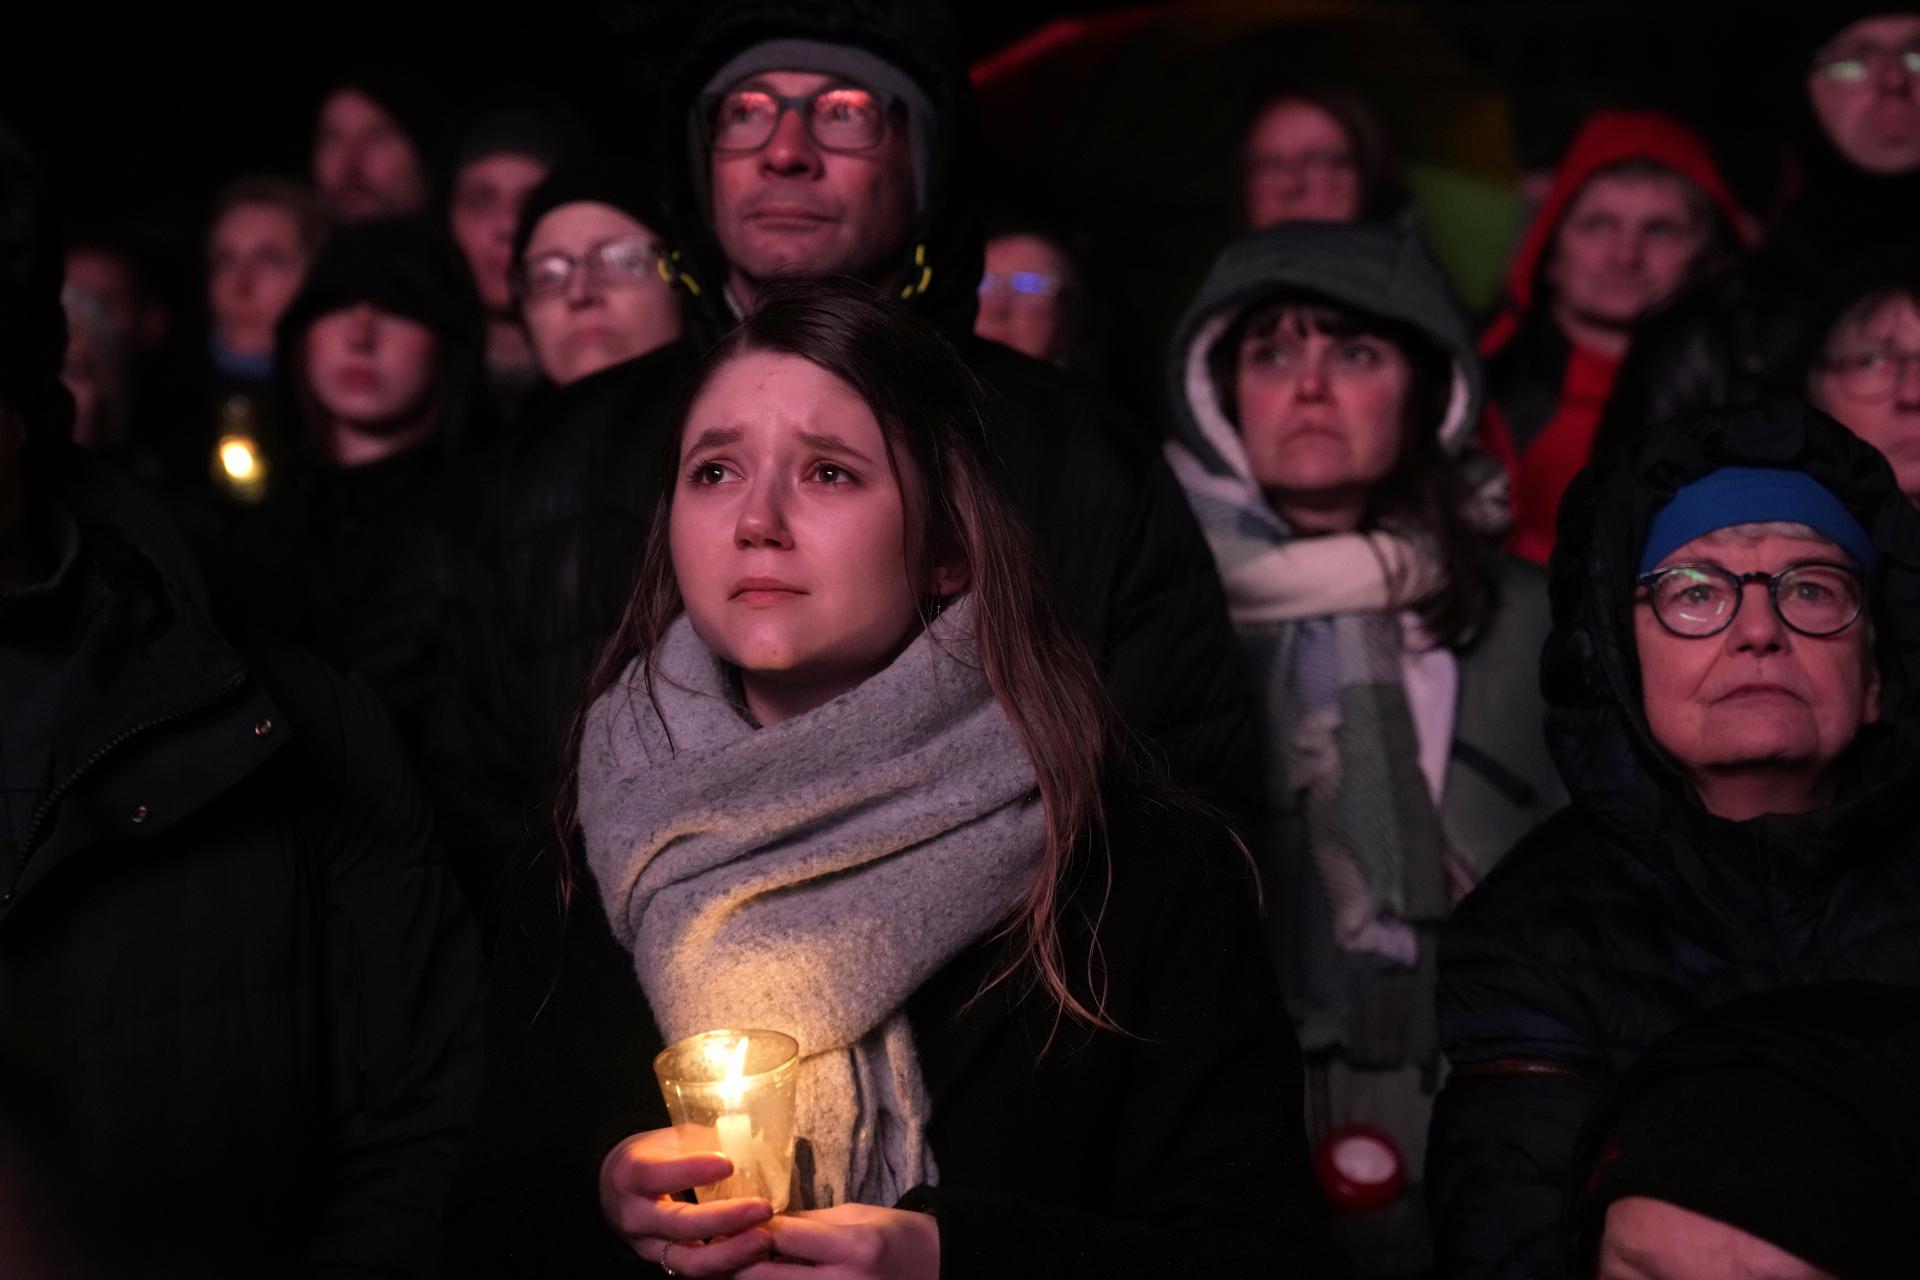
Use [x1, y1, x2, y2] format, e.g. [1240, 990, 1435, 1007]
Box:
[7, 1, 1920, 1277]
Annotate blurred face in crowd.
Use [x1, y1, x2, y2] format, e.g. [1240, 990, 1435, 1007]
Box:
[312, 88, 431, 223]
[670, 350, 962, 724]
[1598, 1199, 1838, 1280]
[302, 303, 441, 458]
[1808, 14, 1920, 176]
[64, 246, 167, 351]
[708, 70, 917, 303]
[519, 201, 682, 385]
[1232, 303, 1412, 532]
[1811, 288, 1920, 503]
[208, 201, 310, 357]
[1545, 167, 1712, 340]
[61, 294, 124, 451]
[975, 233, 1077, 366]
[450, 152, 551, 315]
[1635, 526, 1879, 818]
[1241, 98, 1362, 228]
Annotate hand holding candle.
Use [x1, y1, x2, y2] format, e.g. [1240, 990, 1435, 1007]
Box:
[654, 1029, 802, 1213]
[597, 1127, 775, 1271]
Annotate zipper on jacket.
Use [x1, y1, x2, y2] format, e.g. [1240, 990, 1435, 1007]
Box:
[7, 671, 249, 905]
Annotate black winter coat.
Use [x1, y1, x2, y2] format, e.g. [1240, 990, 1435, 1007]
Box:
[448, 794, 1339, 1277]
[1427, 402, 1920, 1279]
[0, 454, 482, 1276]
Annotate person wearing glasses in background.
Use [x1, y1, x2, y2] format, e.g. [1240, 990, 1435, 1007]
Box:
[1602, 9, 1920, 442]
[513, 163, 685, 388]
[1426, 400, 1920, 1278]
[421, 159, 696, 903]
[1237, 87, 1407, 229]
[974, 224, 1081, 368]
[1797, 249, 1920, 509]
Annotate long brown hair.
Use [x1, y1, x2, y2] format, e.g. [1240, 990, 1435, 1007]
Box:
[553, 277, 1131, 1032]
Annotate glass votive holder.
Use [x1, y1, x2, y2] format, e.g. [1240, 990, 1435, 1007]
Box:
[653, 1028, 801, 1213]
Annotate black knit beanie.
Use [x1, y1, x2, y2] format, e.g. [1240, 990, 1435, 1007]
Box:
[509, 159, 667, 271]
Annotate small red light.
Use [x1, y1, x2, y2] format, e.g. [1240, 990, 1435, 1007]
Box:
[1313, 1124, 1407, 1214]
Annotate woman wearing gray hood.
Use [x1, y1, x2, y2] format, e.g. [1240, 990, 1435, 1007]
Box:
[1166, 221, 1564, 1275]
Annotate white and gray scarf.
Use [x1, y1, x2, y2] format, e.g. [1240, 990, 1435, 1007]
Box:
[577, 597, 1044, 1209]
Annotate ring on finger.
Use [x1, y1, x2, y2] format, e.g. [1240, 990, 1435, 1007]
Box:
[657, 1239, 681, 1277]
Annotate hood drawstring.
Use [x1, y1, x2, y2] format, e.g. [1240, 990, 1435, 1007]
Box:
[900, 243, 933, 301]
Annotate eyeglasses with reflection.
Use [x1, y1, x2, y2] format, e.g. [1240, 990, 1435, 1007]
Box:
[515, 236, 663, 299]
[1817, 344, 1920, 401]
[979, 270, 1064, 299]
[1635, 562, 1866, 639]
[1814, 43, 1920, 83]
[704, 85, 895, 154]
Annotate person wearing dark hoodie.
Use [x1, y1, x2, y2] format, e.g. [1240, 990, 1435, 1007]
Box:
[1482, 110, 1751, 565]
[1565, 982, 1920, 1280]
[1167, 221, 1562, 1277]
[1428, 399, 1920, 1278]
[454, 0, 1262, 921]
[219, 219, 491, 750]
[1601, 8, 1920, 448]
[0, 126, 480, 1276]
[653, 0, 1260, 807]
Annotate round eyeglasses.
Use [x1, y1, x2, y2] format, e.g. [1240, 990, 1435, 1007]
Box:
[1636, 562, 1866, 639]
[704, 86, 895, 154]
[1817, 345, 1920, 402]
[515, 236, 663, 299]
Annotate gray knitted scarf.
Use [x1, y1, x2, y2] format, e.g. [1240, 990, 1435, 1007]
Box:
[577, 597, 1044, 1210]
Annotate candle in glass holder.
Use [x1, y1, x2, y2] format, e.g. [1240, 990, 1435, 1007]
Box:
[654, 1029, 801, 1212]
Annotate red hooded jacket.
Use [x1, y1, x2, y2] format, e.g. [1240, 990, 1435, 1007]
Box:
[1482, 111, 1754, 563]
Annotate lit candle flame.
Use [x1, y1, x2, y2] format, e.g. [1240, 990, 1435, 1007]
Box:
[218, 436, 258, 481]
[704, 1035, 752, 1108]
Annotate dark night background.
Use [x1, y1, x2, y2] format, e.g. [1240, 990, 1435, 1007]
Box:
[0, 0, 1816, 336]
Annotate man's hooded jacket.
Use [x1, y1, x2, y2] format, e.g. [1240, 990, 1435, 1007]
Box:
[476, 0, 1262, 826]
[1428, 400, 1920, 1278]
[1482, 110, 1751, 565]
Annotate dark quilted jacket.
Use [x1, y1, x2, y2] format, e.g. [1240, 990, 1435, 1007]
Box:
[1427, 401, 1920, 1278]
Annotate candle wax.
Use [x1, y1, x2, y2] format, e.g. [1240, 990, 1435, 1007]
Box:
[715, 1113, 757, 1195]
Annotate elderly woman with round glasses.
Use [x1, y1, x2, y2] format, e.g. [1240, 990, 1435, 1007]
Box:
[1425, 400, 1920, 1277]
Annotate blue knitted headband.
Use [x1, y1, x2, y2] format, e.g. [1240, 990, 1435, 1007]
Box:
[1639, 466, 1877, 574]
